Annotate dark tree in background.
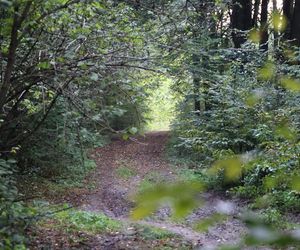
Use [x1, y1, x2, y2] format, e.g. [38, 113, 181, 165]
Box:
[283, 0, 294, 40]
[231, 0, 253, 48]
[260, 0, 269, 51]
[1, 1, 300, 248]
[291, 0, 300, 46]
[252, 0, 261, 26]
[283, 0, 300, 45]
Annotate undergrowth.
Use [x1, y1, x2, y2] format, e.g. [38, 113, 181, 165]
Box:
[115, 159, 137, 179]
[30, 205, 191, 249]
[54, 209, 122, 233]
[167, 134, 300, 230]
[137, 171, 169, 194]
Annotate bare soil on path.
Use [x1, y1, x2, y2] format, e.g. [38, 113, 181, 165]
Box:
[77, 131, 249, 249]
[29, 131, 273, 250]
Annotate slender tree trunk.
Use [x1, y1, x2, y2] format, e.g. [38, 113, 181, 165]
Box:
[0, 9, 19, 113]
[273, 0, 279, 48]
[260, 0, 269, 51]
[283, 0, 294, 40]
[252, 0, 261, 26]
[0, 2, 32, 113]
[291, 0, 300, 46]
[193, 77, 201, 114]
[192, 54, 201, 114]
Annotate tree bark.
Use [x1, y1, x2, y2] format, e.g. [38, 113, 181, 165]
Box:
[192, 54, 201, 114]
[260, 0, 269, 51]
[252, 0, 261, 26]
[0, 2, 32, 113]
[231, 0, 253, 48]
[283, 0, 294, 40]
[273, 0, 279, 48]
[291, 0, 300, 46]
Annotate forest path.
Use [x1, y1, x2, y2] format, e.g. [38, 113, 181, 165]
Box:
[79, 132, 248, 249]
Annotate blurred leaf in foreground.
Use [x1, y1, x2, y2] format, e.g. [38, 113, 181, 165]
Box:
[245, 89, 265, 106]
[291, 175, 300, 192]
[243, 212, 300, 247]
[271, 11, 287, 32]
[122, 133, 129, 140]
[249, 29, 261, 43]
[275, 122, 297, 141]
[129, 127, 138, 135]
[195, 213, 227, 232]
[258, 62, 275, 80]
[264, 176, 277, 190]
[280, 77, 300, 91]
[131, 181, 204, 220]
[210, 156, 243, 181]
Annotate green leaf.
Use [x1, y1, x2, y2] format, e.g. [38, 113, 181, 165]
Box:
[131, 203, 157, 220]
[38, 61, 51, 69]
[275, 123, 297, 141]
[258, 62, 275, 80]
[210, 156, 243, 180]
[195, 213, 226, 232]
[280, 77, 300, 91]
[90, 73, 99, 81]
[131, 181, 204, 220]
[129, 127, 138, 135]
[248, 29, 261, 43]
[272, 11, 287, 32]
[245, 89, 264, 107]
[291, 176, 300, 192]
[122, 133, 129, 140]
[173, 197, 197, 218]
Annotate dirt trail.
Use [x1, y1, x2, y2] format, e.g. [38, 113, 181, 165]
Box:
[76, 131, 249, 249]
[82, 131, 174, 216]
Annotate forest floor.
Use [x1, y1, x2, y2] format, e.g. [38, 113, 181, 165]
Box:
[28, 132, 270, 249]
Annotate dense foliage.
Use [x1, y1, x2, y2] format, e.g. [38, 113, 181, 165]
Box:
[165, 1, 300, 211]
[173, 47, 300, 210]
[1, 0, 300, 248]
[0, 0, 152, 247]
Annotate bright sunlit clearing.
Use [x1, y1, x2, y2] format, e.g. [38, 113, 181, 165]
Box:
[145, 77, 175, 131]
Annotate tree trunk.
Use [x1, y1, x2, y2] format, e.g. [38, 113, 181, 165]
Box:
[260, 0, 269, 51]
[283, 0, 294, 40]
[0, 2, 32, 113]
[273, 0, 279, 48]
[291, 0, 300, 46]
[192, 54, 201, 114]
[0, 8, 20, 113]
[193, 77, 201, 114]
[231, 0, 253, 48]
[252, 0, 261, 26]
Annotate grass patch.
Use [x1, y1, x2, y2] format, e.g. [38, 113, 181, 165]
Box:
[177, 168, 205, 182]
[138, 171, 166, 193]
[138, 179, 156, 193]
[115, 159, 137, 179]
[53, 209, 122, 234]
[115, 166, 136, 179]
[136, 224, 176, 240]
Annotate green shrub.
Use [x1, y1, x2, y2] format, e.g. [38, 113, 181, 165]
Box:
[260, 208, 285, 228]
[55, 209, 121, 233]
[230, 185, 261, 199]
[0, 159, 34, 249]
[270, 191, 300, 213]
